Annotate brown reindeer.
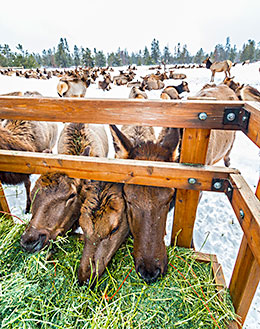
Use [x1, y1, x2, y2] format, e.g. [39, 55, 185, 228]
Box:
[57, 76, 91, 97]
[78, 181, 129, 285]
[110, 125, 180, 283]
[0, 120, 58, 213]
[129, 86, 148, 99]
[223, 77, 260, 102]
[223, 77, 240, 92]
[109, 84, 238, 283]
[169, 72, 187, 80]
[98, 74, 112, 91]
[160, 82, 190, 99]
[203, 57, 233, 82]
[235, 84, 260, 102]
[141, 77, 165, 91]
[20, 123, 109, 252]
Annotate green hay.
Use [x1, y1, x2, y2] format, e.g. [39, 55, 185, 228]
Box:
[0, 214, 239, 328]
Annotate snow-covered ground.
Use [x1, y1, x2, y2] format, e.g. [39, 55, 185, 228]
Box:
[0, 62, 260, 328]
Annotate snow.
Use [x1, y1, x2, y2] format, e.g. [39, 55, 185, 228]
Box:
[1, 62, 260, 328]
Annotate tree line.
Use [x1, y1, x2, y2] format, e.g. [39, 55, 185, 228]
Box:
[1, 37, 260, 69]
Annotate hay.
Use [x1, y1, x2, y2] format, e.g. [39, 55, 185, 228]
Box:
[0, 214, 238, 328]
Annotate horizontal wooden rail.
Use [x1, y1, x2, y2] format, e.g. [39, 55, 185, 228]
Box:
[0, 150, 239, 190]
[0, 96, 245, 129]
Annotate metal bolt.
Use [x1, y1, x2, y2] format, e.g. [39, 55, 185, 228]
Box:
[226, 112, 236, 121]
[239, 209, 245, 219]
[198, 112, 208, 121]
[213, 181, 222, 190]
[188, 178, 197, 185]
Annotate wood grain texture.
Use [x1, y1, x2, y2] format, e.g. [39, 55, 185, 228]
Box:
[0, 96, 244, 129]
[0, 150, 238, 190]
[172, 129, 210, 247]
[229, 180, 260, 327]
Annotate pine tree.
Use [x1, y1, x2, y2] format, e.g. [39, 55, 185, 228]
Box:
[240, 40, 256, 62]
[151, 39, 161, 64]
[73, 45, 81, 67]
[162, 46, 172, 64]
[94, 49, 106, 67]
[55, 38, 72, 67]
[81, 47, 94, 67]
[143, 46, 153, 65]
[193, 48, 205, 64]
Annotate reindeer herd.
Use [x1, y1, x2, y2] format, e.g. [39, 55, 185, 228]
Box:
[1, 58, 260, 286]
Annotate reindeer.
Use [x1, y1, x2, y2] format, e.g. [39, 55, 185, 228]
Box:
[223, 77, 260, 102]
[57, 76, 91, 97]
[160, 81, 190, 100]
[108, 84, 239, 283]
[20, 123, 109, 252]
[203, 57, 232, 82]
[129, 86, 148, 99]
[0, 119, 58, 213]
[98, 74, 112, 91]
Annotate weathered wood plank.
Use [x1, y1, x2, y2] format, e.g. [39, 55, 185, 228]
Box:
[172, 128, 210, 247]
[229, 174, 260, 266]
[0, 150, 238, 190]
[243, 102, 260, 148]
[229, 180, 260, 328]
[0, 96, 244, 129]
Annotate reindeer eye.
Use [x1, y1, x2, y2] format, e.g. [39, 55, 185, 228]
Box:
[68, 193, 76, 200]
[110, 226, 119, 235]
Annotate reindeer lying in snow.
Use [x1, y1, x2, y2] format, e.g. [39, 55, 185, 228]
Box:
[203, 57, 232, 82]
[160, 81, 190, 99]
[129, 86, 148, 99]
[223, 77, 260, 102]
[98, 74, 112, 91]
[57, 76, 91, 97]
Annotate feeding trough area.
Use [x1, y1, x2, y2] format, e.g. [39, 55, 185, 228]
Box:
[0, 95, 260, 328]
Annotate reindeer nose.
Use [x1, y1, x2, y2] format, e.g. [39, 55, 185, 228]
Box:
[137, 264, 161, 283]
[20, 233, 47, 253]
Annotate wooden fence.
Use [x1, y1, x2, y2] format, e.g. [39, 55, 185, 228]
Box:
[0, 96, 260, 328]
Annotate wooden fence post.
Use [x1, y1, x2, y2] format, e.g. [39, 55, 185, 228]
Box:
[229, 180, 260, 328]
[171, 128, 210, 247]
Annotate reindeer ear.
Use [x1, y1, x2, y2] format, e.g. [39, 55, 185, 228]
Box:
[157, 127, 180, 162]
[109, 125, 133, 159]
[81, 146, 90, 156]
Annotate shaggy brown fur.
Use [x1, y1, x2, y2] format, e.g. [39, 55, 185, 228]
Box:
[57, 123, 108, 157]
[78, 181, 129, 285]
[0, 118, 58, 213]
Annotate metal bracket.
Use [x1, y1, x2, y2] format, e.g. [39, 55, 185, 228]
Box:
[211, 178, 234, 202]
[223, 107, 251, 132]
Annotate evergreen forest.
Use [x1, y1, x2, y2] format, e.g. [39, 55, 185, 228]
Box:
[1, 37, 260, 69]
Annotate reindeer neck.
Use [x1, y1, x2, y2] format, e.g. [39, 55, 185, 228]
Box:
[174, 84, 183, 94]
[206, 59, 212, 69]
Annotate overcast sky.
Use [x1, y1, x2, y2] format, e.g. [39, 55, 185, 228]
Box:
[1, 0, 260, 55]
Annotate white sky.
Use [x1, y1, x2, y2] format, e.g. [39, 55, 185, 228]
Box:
[1, 0, 260, 55]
